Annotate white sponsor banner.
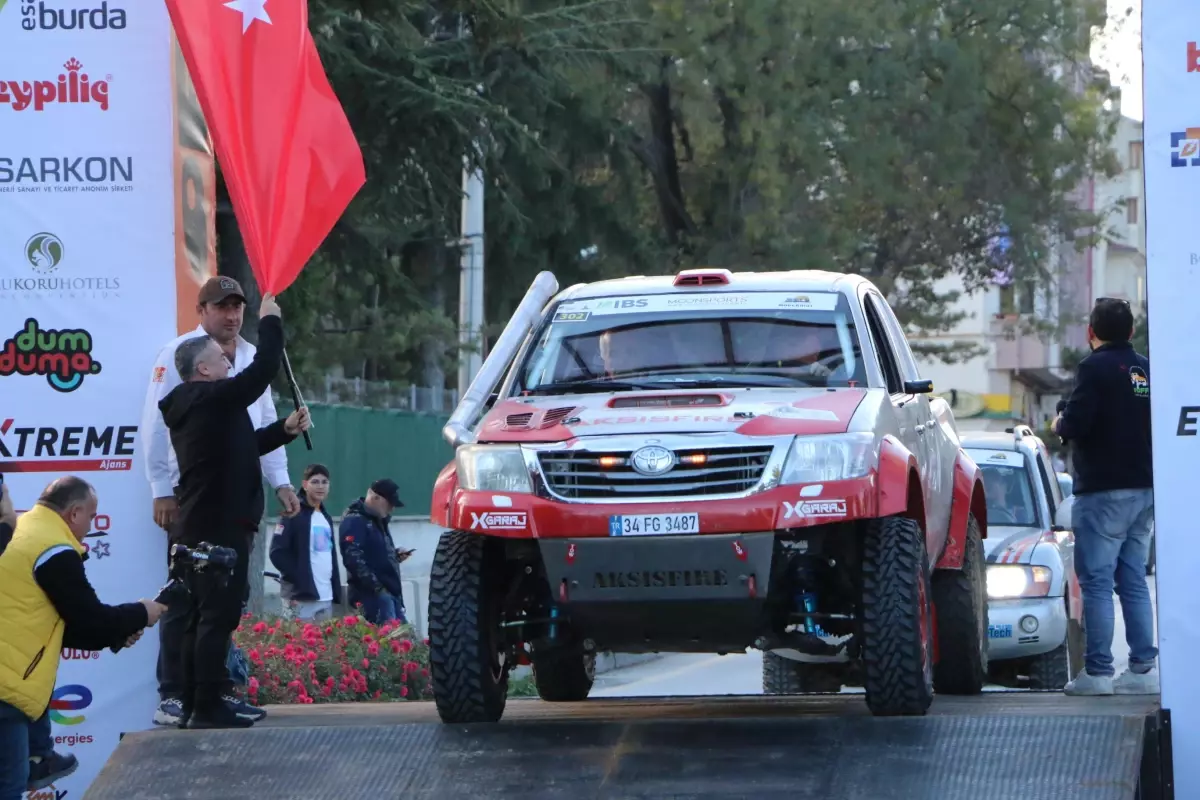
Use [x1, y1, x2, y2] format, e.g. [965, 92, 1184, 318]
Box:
[1144, 4, 1200, 793]
[0, 1, 174, 797]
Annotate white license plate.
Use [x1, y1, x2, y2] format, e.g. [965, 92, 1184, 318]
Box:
[608, 513, 700, 536]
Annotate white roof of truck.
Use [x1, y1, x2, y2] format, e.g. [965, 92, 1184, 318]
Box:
[554, 269, 874, 303]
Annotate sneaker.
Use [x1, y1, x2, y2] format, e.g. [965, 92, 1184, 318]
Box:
[27, 751, 78, 791]
[185, 703, 255, 730]
[223, 693, 267, 722]
[1114, 668, 1160, 695]
[153, 697, 183, 726]
[1064, 670, 1115, 696]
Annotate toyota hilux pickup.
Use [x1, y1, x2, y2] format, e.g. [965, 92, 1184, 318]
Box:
[427, 268, 990, 723]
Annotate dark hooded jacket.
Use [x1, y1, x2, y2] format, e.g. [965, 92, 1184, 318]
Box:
[269, 490, 343, 603]
[158, 315, 296, 546]
[337, 499, 403, 599]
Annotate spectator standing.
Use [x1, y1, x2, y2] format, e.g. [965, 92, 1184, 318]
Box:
[0, 477, 165, 800]
[1053, 298, 1158, 695]
[139, 275, 298, 726]
[158, 293, 310, 729]
[269, 464, 342, 621]
[338, 480, 411, 624]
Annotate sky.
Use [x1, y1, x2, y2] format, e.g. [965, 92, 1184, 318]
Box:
[1092, 0, 1143, 120]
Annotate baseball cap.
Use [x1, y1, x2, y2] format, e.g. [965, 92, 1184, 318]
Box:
[370, 479, 404, 509]
[198, 275, 246, 305]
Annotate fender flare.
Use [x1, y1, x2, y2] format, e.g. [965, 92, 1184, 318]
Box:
[876, 435, 924, 527]
[430, 462, 458, 528]
[935, 450, 988, 570]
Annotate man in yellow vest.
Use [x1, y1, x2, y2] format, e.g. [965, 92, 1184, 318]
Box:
[0, 476, 166, 800]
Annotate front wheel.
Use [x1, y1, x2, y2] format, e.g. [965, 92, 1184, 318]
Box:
[860, 515, 935, 716]
[762, 653, 844, 694]
[427, 530, 510, 723]
[931, 513, 988, 694]
[532, 649, 596, 702]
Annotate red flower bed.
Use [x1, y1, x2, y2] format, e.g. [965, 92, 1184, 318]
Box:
[233, 612, 433, 705]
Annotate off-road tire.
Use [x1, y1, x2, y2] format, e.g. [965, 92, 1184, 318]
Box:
[1028, 601, 1085, 690]
[532, 650, 596, 702]
[428, 530, 509, 723]
[762, 653, 843, 694]
[861, 514, 935, 716]
[931, 513, 988, 694]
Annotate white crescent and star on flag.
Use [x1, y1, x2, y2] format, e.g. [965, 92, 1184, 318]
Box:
[224, 0, 272, 33]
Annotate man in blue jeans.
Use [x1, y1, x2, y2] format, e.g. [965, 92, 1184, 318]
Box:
[1053, 297, 1158, 695]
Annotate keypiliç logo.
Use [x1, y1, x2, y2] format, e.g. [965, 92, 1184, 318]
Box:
[0, 58, 110, 112]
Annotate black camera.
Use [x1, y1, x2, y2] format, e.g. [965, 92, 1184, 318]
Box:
[110, 541, 238, 653]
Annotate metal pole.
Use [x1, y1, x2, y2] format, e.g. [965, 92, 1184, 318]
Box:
[457, 130, 486, 398]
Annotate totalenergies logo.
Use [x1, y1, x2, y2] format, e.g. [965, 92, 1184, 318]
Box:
[49, 684, 92, 725]
[0, 58, 110, 112]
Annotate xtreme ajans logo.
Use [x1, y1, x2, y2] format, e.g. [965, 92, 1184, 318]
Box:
[0, 318, 101, 391]
[0, 419, 136, 473]
[15, 1, 127, 30]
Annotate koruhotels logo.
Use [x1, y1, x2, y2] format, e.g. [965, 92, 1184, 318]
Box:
[16, 0, 127, 30]
[1171, 127, 1200, 168]
[0, 419, 136, 473]
[0, 318, 101, 392]
[0, 58, 110, 112]
[25, 232, 63, 274]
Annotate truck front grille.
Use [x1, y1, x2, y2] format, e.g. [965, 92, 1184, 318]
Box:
[538, 444, 774, 500]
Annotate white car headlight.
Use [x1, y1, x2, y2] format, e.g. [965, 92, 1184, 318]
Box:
[456, 445, 533, 494]
[779, 433, 877, 485]
[986, 565, 1052, 599]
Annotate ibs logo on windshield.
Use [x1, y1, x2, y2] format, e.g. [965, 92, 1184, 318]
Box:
[0, 318, 102, 392]
[49, 684, 92, 725]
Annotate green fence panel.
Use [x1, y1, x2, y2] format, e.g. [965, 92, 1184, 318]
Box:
[273, 402, 453, 517]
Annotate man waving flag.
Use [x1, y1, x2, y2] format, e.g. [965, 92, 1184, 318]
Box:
[165, 0, 366, 295]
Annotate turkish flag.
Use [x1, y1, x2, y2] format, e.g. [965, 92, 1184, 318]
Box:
[165, 0, 366, 294]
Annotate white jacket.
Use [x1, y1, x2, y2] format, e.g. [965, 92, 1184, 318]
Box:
[139, 325, 291, 498]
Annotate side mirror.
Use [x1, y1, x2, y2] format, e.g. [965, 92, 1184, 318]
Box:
[904, 379, 934, 395]
[1056, 472, 1073, 501]
[1054, 496, 1073, 531]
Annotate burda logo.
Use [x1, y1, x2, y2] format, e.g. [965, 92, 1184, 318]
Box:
[469, 511, 528, 531]
[0, 58, 110, 112]
[20, 1, 127, 30]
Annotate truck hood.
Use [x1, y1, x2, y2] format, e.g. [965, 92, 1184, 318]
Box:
[477, 388, 868, 442]
[985, 525, 1046, 565]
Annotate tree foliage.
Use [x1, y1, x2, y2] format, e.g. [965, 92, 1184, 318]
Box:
[215, 0, 1121, 390]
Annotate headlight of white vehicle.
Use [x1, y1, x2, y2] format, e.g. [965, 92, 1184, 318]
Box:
[986, 565, 1053, 599]
[456, 445, 533, 494]
[779, 432, 878, 485]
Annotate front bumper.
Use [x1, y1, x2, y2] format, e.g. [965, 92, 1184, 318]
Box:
[986, 597, 1067, 661]
[450, 477, 877, 538]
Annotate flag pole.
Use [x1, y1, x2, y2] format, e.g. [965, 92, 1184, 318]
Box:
[281, 348, 313, 450]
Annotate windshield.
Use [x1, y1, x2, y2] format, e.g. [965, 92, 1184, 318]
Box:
[514, 290, 867, 395]
[971, 449, 1040, 528]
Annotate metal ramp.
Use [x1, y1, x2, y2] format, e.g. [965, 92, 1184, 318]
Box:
[83, 695, 1165, 800]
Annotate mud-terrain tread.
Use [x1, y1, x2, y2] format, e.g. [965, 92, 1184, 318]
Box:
[931, 513, 988, 694]
[861, 514, 934, 716]
[761, 653, 843, 694]
[532, 651, 597, 702]
[428, 530, 508, 723]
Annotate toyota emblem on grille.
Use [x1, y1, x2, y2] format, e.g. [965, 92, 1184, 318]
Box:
[630, 445, 675, 476]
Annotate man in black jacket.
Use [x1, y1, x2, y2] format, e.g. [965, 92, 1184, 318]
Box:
[1053, 297, 1156, 696]
[159, 293, 311, 729]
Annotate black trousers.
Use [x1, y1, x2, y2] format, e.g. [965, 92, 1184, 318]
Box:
[180, 535, 251, 711]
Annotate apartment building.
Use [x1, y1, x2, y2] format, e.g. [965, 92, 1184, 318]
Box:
[910, 92, 1146, 433]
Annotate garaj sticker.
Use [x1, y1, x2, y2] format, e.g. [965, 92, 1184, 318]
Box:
[783, 500, 847, 520]
[470, 511, 528, 531]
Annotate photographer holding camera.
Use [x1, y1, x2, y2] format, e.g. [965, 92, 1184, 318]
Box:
[0, 477, 166, 800]
[159, 292, 311, 729]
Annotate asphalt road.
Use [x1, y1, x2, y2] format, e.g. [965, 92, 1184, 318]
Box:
[592, 578, 1158, 698]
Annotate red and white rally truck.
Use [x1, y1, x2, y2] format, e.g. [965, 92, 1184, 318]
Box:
[427, 268, 990, 723]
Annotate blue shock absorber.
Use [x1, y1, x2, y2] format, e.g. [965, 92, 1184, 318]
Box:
[548, 605, 559, 641]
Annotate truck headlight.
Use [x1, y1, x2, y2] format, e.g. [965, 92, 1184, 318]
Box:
[986, 565, 1053, 599]
[779, 433, 877, 485]
[456, 445, 533, 494]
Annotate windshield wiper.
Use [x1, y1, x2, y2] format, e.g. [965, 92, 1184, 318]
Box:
[527, 377, 662, 395]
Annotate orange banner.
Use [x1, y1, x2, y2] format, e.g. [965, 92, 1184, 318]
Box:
[170, 29, 217, 334]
